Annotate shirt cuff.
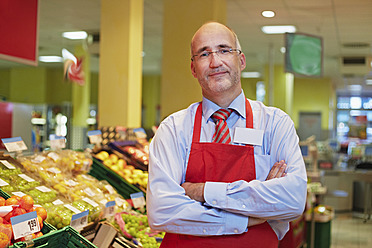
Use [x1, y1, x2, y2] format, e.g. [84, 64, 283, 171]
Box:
[204, 182, 248, 235]
[204, 181, 228, 208]
[225, 211, 248, 234]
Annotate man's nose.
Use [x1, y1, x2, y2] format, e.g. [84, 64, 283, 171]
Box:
[209, 52, 223, 67]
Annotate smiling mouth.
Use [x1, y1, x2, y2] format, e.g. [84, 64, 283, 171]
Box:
[209, 71, 228, 77]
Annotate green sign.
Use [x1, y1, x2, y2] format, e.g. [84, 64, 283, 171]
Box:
[285, 33, 323, 77]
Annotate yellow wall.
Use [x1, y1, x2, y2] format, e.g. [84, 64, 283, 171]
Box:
[1, 66, 334, 135]
[142, 75, 161, 128]
[241, 78, 262, 100]
[10, 67, 47, 103]
[90, 73, 99, 105]
[0, 67, 98, 105]
[0, 69, 10, 100]
[45, 68, 72, 104]
[293, 77, 333, 130]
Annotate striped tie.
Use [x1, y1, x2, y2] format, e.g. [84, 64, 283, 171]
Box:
[212, 108, 233, 144]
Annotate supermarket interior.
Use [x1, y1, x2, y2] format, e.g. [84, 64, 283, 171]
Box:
[1, 0, 372, 247]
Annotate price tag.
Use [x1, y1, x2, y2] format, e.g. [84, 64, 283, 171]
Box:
[0, 160, 16, 169]
[82, 198, 99, 208]
[18, 174, 35, 182]
[105, 184, 116, 195]
[130, 192, 146, 209]
[11, 211, 40, 240]
[49, 134, 66, 150]
[84, 187, 96, 197]
[104, 201, 116, 217]
[12, 192, 26, 198]
[52, 199, 64, 205]
[35, 186, 51, 193]
[32, 155, 46, 163]
[70, 210, 89, 230]
[0, 179, 8, 187]
[47, 152, 60, 162]
[1, 137, 27, 153]
[133, 128, 147, 139]
[87, 130, 103, 144]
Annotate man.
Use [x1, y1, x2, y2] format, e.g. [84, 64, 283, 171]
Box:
[147, 21, 307, 247]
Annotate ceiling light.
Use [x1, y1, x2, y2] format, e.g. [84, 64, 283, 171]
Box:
[261, 25, 296, 34]
[262, 10, 275, 18]
[38, 56, 63, 63]
[62, 31, 88, 40]
[241, 72, 261, 78]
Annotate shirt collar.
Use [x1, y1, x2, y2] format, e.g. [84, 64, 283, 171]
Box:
[202, 90, 246, 123]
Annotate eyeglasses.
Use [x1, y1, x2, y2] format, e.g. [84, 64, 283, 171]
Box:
[191, 48, 242, 61]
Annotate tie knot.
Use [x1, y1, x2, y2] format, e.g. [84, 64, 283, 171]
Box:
[212, 108, 233, 122]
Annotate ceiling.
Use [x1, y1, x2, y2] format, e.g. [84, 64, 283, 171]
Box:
[1, 0, 372, 92]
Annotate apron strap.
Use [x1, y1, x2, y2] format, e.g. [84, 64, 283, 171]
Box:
[193, 98, 254, 143]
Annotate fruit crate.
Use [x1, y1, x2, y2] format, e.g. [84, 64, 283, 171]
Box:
[12, 226, 98, 248]
[109, 141, 148, 171]
[0, 189, 56, 236]
[88, 158, 144, 199]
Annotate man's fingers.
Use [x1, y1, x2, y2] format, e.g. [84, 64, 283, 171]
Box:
[266, 162, 280, 180]
[276, 163, 287, 178]
[266, 160, 286, 180]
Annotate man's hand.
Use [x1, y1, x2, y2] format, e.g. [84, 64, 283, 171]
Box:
[266, 160, 287, 180]
[181, 182, 205, 202]
[248, 217, 266, 227]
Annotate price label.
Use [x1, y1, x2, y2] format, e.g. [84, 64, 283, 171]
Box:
[104, 201, 116, 217]
[70, 210, 89, 230]
[1, 137, 27, 152]
[52, 199, 64, 205]
[130, 192, 146, 209]
[49, 134, 66, 150]
[47, 152, 60, 162]
[133, 128, 147, 139]
[12, 192, 26, 198]
[0, 160, 16, 169]
[87, 130, 103, 144]
[36, 186, 51, 193]
[18, 174, 35, 182]
[11, 211, 40, 240]
[0, 179, 8, 187]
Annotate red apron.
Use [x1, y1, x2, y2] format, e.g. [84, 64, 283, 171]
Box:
[160, 99, 278, 248]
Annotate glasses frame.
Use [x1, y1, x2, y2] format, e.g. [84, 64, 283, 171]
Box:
[191, 48, 242, 61]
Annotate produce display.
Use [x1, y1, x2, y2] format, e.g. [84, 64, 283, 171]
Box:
[0, 194, 47, 247]
[95, 150, 149, 190]
[0, 132, 159, 248]
[114, 211, 164, 248]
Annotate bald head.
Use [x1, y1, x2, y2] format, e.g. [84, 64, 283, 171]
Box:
[191, 22, 241, 56]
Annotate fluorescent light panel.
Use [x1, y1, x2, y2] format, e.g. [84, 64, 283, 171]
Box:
[261, 25, 296, 34]
[62, 31, 88, 40]
[39, 56, 63, 62]
[241, 72, 261, 78]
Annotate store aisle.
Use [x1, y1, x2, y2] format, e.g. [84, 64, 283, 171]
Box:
[331, 213, 372, 248]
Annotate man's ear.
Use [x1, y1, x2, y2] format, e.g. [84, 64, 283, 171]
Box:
[240, 52, 246, 71]
[191, 61, 197, 78]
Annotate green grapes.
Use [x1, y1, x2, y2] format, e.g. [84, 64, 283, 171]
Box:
[121, 213, 163, 247]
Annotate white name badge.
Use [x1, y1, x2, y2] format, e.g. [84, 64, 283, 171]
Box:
[233, 127, 264, 146]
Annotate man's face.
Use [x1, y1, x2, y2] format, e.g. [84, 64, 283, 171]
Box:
[191, 24, 246, 99]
